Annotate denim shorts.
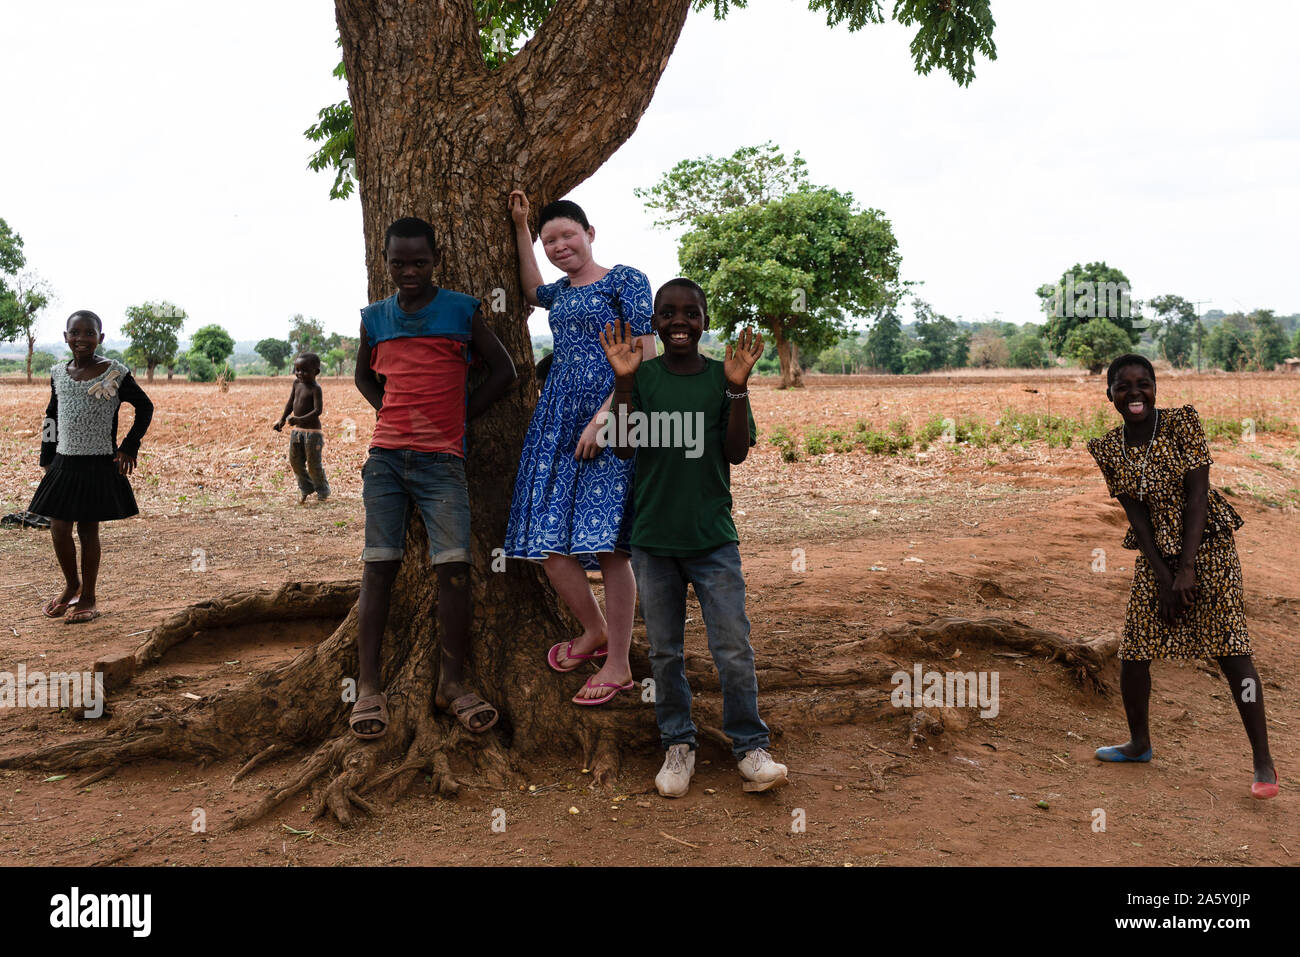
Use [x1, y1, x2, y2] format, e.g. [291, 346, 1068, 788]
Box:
[361, 448, 470, 564]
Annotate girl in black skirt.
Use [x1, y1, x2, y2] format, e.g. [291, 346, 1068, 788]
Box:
[30, 311, 153, 624]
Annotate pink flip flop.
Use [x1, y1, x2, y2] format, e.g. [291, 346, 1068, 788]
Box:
[547, 640, 608, 674]
[571, 678, 636, 706]
[1251, 767, 1279, 800]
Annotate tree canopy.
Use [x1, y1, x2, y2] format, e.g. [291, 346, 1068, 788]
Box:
[1063, 317, 1132, 375]
[676, 183, 902, 387]
[256, 337, 293, 373]
[122, 301, 187, 381]
[190, 324, 236, 366]
[289, 314, 327, 356]
[1149, 293, 1198, 369]
[1037, 261, 1142, 353]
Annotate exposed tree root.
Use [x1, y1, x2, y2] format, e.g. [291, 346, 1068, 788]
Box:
[134, 581, 360, 668]
[879, 616, 1118, 691]
[1, 576, 1111, 828]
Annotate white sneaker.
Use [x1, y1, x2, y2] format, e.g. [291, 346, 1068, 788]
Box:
[737, 748, 788, 792]
[655, 744, 696, 798]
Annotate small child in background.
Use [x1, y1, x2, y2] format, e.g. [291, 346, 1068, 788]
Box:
[274, 352, 330, 504]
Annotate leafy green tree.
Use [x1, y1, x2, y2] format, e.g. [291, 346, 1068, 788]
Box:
[255, 337, 293, 374]
[1290, 326, 1300, 359]
[0, 217, 24, 277]
[901, 347, 932, 375]
[254, 335, 293, 374]
[0, 272, 54, 381]
[289, 314, 327, 356]
[675, 186, 901, 387]
[1064, 318, 1132, 374]
[1037, 262, 1142, 353]
[1204, 313, 1252, 371]
[641, 143, 901, 387]
[1007, 332, 1048, 368]
[190, 324, 236, 366]
[864, 307, 906, 373]
[186, 351, 216, 382]
[1149, 293, 1197, 369]
[31, 351, 57, 374]
[912, 299, 964, 370]
[325, 347, 347, 376]
[122, 301, 186, 381]
[1251, 309, 1288, 369]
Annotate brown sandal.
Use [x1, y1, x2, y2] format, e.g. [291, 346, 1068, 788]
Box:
[349, 693, 389, 739]
[447, 693, 499, 734]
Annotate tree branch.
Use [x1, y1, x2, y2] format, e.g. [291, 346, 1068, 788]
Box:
[504, 0, 693, 197]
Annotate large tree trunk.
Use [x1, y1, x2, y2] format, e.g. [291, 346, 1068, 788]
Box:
[328, 0, 695, 777]
[770, 321, 804, 389]
[25, 332, 34, 383]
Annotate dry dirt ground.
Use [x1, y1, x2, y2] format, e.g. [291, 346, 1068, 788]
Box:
[0, 370, 1296, 866]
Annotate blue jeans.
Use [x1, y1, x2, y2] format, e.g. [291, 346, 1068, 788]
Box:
[361, 448, 470, 564]
[631, 542, 769, 759]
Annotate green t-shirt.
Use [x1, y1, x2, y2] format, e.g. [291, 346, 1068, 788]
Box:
[627, 356, 757, 557]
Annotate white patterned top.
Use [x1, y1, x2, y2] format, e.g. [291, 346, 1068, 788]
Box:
[41, 358, 154, 463]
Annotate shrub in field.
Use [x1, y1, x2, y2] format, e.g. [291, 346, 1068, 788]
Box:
[805, 427, 829, 455]
[855, 428, 910, 454]
[918, 415, 947, 444]
[768, 424, 800, 462]
[187, 352, 216, 382]
[829, 430, 856, 454]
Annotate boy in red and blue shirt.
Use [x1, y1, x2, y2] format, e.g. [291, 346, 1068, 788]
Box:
[349, 217, 516, 738]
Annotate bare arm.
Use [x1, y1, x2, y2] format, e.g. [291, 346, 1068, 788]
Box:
[466, 311, 518, 422]
[309, 383, 324, 420]
[1172, 464, 1210, 610]
[509, 190, 543, 309]
[598, 320, 643, 461]
[354, 323, 385, 413]
[723, 328, 763, 465]
[1117, 494, 1181, 625]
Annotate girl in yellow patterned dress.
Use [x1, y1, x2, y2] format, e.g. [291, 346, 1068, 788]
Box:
[1086, 354, 1277, 799]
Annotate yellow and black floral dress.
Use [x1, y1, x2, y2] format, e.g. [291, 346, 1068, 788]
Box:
[1087, 404, 1249, 661]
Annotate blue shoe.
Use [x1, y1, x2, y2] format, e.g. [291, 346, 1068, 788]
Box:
[1095, 745, 1152, 762]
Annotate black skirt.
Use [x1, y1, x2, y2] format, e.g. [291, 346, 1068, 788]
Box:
[29, 454, 139, 522]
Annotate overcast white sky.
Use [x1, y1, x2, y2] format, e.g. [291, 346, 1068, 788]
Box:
[1, 0, 1296, 350]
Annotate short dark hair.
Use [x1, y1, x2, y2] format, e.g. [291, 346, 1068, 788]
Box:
[384, 217, 439, 256]
[66, 310, 102, 333]
[538, 199, 590, 232]
[296, 352, 321, 372]
[1106, 353, 1155, 389]
[654, 277, 708, 314]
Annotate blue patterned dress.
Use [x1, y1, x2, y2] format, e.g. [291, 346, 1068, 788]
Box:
[505, 264, 654, 567]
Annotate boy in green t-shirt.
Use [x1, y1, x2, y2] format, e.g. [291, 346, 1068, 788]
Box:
[599, 278, 789, 798]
